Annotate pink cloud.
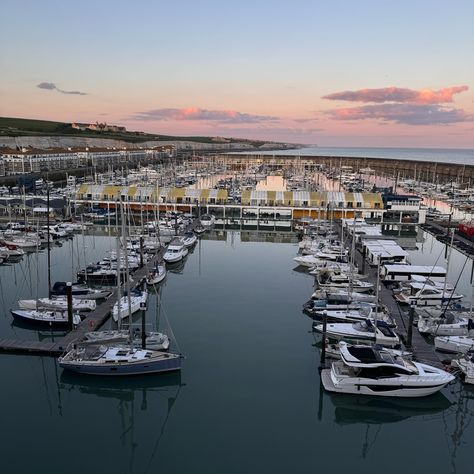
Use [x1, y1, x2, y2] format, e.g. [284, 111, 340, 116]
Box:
[129, 107, 278, 124]
[322, 85, 469, 104]
[325, 103, 473, 125]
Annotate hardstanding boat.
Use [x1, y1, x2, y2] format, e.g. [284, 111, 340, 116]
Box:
[58, 345, 182, 375]
[163, 239, 188, 264]
[321, 342, 454, 397]
[313, 319, 400, 347]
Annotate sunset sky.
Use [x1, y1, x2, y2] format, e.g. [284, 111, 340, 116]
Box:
[1, 0, 473, 147]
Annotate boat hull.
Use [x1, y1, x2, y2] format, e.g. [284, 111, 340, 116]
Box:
[59, 353, 181, 375]
[321, 369, 449, 397]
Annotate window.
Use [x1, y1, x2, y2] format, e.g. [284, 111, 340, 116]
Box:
[356, 202, 362, 208]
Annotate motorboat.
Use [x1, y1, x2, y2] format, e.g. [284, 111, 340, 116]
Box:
[146, 265, 167, 285]
[451, 354, 474, 384]
[50, 281, 112, 300]
[163, 239, 188, 263]
[316, 273, 374, 293]
[313, 319, 400, 347]
[182, 231, 197, 247]
[200, 214, 215, 228]
[311, 289, 377, 304]
[194, 223, 206, 234]
[394, 282, 463, 306]
[112, 289, 149, 321]
[59, 344, 181, 375]
[435, 335, 474, 353]
[313, 303, 396, 327]
[321, 341, 454, 397]
[417, 308, 474, 336]
[18, 297, 96, 312]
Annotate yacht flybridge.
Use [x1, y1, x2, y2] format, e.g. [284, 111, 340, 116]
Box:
[321, 342, 454, 397]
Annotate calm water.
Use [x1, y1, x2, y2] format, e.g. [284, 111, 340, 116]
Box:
[250, 147, 474, 165]
[1, 230, 474, 474]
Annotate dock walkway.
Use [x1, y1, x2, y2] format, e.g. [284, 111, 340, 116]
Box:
[353, 245, 445, 368]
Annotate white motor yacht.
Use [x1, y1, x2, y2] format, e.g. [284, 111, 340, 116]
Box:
[163, 239, 188, 263]
[321, 342, 454, 397]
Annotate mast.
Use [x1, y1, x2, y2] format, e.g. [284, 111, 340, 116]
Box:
[46, 187, 51, 297]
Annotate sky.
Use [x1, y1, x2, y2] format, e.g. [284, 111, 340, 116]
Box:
[1, 0, 473, 147]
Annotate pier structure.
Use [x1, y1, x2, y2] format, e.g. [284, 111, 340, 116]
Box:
[213, 153, 474, 185]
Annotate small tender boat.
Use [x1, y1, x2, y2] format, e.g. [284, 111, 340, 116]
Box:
[321, 341, 454, 397]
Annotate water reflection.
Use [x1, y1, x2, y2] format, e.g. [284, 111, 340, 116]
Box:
[59, 370, 184, 473]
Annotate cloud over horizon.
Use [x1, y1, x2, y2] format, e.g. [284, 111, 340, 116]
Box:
[37, 82, 87, 95]
[322, 85, 469, 104]
[325, 103, 473, 125]
[129, 107, 279, 124]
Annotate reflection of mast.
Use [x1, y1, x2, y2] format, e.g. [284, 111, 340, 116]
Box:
[442, 385, 474, 474]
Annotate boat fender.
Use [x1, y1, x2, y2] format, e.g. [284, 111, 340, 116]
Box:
[89, 320, 94, 328]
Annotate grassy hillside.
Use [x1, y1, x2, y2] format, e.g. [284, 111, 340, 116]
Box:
[0, 116, 282, 148]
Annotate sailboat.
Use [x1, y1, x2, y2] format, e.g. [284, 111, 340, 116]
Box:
[59, 199, 183, 376]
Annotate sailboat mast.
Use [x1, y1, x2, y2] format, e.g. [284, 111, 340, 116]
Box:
[47, 187, 51, 297]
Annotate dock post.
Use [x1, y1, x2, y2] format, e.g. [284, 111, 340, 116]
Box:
[320, 313, 327, 368]
[141, 282, 147, 349]
[66, 282, 73, 330]
[407, 302, 416, 348]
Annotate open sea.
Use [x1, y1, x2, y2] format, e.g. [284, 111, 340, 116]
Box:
[252, 147, 474, 165]
[1, 229, 474, 474]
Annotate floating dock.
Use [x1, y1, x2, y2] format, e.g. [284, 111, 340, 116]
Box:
[0, 221, 198, 356]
